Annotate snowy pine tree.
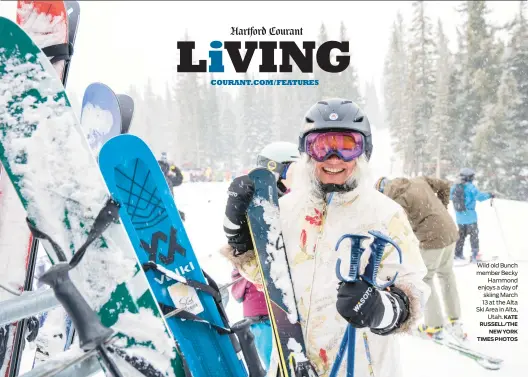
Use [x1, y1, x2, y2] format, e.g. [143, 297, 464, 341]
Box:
[499, 1, 528, 199]
[401, 48, 419, 176]
[407, 0, 436, 174]
[428, 20, 452, 178]
[238, 72, 257, 167]
[473, 69, 519, 196]
[200, 75, 221, 169]
[316, 23, 342, 98]
[142, 78, 166, 156]
[218, 91, 238, 171]
[173, 31, 203, 168]
[125, 84, 142, 136]
[445, 27, 468, 173]
[338, 22, 363, 106]
[383, 13, 408, 165]
[163, 82, 179, 164]
[457, 1, 502, 167]
[364, 80, 383, 129]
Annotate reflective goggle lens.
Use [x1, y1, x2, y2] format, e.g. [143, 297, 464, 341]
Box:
[305, 131, 364, 162]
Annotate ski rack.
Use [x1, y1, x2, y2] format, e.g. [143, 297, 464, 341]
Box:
[19, 346, 102, 377]
[1, 248, 256, 377]
[8, 233, 40, 377]
[0, 276, 243, 328]
[28, 199, 123, 377]
[15, 198, 234, 377]
[0, 289, 59, 327]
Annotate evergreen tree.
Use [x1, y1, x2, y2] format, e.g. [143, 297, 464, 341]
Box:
[200, 74, 220, 169]
[407, 0, 436, 174]
[126, 84, 142, 136]
[268, 73, 284, 141]
[274, 65, 317, 146]
[173, 31, 203, 168]
[338, 22, 363, 106]
[473, 70, 518, 196]
[383, 13, 408, 162]
[499, 1, 528, 199]
[401, 48, 419, 176]
[446, 27, 468, 174]
[364, 80, 383, 129]
[250, 86, 274, 164]
[457, 1, 502, 167]
[142, 78, 165, 157]
[428, 20, 452, 178]
[238, 72, 257, 167]
[316, 23, 341, 98]
[218, 91, 238, 171]
[163, 83, 179, 164]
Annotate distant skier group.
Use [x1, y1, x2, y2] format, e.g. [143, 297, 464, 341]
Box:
[217, 98, 495, 376]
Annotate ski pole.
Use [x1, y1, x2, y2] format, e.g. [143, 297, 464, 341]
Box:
[218, 276, 244, 291]
[330, 234, 369, 377]
[0, 283, 21, 296]
[36, 199, 124, 377]
[330, 231, 402, 377]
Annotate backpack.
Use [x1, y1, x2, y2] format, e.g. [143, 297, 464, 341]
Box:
[452, 184, 466, 212]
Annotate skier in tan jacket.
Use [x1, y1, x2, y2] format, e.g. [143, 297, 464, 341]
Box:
[374, 176, 465, 341]
[221, 99, 430, 377]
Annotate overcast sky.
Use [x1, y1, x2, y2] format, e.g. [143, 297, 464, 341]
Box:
[0, 1, 521, 99]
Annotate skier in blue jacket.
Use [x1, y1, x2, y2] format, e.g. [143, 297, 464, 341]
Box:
[450, 168, 494, 263]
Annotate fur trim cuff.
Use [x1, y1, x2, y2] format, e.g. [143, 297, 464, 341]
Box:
[219, 244, 256, 266]
[218, 244, 262, 287]
[392, 282, 423, 334]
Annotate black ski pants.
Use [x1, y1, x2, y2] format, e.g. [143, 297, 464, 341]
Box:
[454, 223, 479, 258]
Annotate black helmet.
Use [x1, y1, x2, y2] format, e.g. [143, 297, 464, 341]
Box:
[298, 98, 373, 160]
[460, 167, 475, 182]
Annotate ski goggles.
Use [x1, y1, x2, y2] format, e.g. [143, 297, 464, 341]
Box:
[256, 156, 292, 180]
[302, 131, 364, 162]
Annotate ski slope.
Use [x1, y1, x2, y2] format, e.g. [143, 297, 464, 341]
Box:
[10, 127, 527, 376]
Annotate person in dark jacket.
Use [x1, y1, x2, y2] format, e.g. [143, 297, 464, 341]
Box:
[376, 176, 465, 341]
[158, 152, 185, 220]
[223, 141, 300, 370]
[450, 168, 494, 263]
[158, 152, 183, 190]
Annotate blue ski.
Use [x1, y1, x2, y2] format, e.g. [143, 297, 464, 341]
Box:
[98, 134, 248, 377]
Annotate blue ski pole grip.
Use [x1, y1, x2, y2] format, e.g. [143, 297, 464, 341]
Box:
[362, 230, 403, 289]
[335, 234, 370, 282]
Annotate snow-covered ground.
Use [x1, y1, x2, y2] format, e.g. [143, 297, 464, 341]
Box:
[9, 126, 527, 376]
[174, 178, 527, 377]
[14, 178, 527, 377]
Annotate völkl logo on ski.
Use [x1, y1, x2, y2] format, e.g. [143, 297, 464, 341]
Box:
[140, 226, 187, 264]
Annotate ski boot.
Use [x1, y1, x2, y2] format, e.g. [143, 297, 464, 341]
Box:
[445, 318, 468, 342]
[470, 251, 482, 264]
[417, 324, 445, 340]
